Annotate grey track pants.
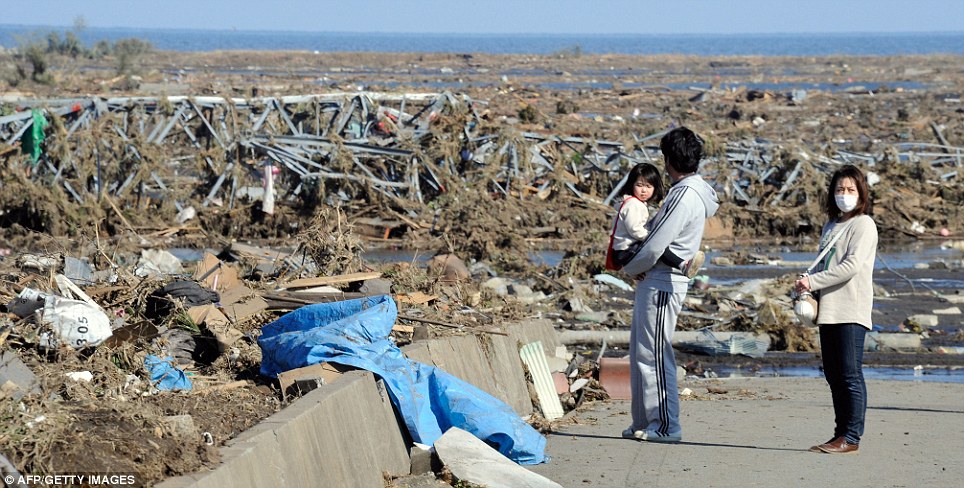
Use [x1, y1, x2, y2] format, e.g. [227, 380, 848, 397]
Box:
[629, 284, 684, 436]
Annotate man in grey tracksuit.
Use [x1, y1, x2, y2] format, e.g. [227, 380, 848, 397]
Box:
[621, 127, 720, 442]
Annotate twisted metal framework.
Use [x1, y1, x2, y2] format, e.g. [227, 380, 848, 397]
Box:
[0, 92, 638, 215]
[0, 92, 959, 225]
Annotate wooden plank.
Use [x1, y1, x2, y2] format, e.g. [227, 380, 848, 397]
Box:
[394, 292, 438, 305]
[278, 271, 382, 290]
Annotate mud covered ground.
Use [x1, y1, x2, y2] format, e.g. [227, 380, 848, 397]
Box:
[0, 49, 962, 486]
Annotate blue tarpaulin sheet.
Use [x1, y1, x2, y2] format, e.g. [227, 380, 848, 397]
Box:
[258, 294, 547, 464]
[145, 355, 193, 391]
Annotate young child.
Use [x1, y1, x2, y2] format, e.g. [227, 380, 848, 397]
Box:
[610, 163, 705, 278]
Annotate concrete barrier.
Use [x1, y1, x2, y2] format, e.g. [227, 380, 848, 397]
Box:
[158, 319, 561, 488]
[401, 319, 557, 416]
[156, 371, 409, 488]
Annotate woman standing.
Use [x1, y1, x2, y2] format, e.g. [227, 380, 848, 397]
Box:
[794, 164, 878, 454]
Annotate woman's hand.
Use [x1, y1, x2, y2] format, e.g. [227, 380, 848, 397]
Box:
[794, 275, 811, 294]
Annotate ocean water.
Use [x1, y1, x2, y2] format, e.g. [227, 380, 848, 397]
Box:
[1, 25, 963, 56]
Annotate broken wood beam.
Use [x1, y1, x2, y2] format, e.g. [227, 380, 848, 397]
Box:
[277, 271, 383, 290]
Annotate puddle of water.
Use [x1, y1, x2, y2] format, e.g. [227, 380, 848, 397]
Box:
[716, 365, 964, 384]
[360, 240, 961, 278]
[167, 248, 208, 262]
[528, 250, 566, 267]
[705, 241, 962, 271]
[362, 249, 433, 264]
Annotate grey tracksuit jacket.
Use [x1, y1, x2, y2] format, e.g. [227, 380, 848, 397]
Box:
[623, 174, 720, 292]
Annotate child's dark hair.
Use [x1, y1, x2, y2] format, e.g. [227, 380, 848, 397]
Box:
[618, 163, 665, 204]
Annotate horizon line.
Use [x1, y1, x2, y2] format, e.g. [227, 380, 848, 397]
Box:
[2, 23, 964, 37]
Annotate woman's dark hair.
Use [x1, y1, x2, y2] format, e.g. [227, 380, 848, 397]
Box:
[826, 164, 872, 221]
[618, 163, 665, 204]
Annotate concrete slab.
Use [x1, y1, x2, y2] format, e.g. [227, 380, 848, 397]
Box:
[159, 371, 408, 488]
[481, 334, 533, 415]
[426, 335, 501, 401]
[435, 427, 562, 488]
[507, 319, 560, 355]
[0, 351, 39, 400]
[401, 342, 434, 366]
[270, 371, 409, 487]
[404, 334, 531, 414]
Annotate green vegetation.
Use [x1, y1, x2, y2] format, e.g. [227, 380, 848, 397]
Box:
[518, 104, 540, 123]
[5, 16, 154, 86]
[552, 44, 583, 59]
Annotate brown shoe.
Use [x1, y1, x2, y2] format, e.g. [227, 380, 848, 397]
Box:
[813, 436, 859, 454]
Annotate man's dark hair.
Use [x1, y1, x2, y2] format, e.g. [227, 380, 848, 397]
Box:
[660, 127, 704, 174]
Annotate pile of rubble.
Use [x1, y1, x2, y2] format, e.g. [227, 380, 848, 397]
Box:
[1, 89, 961, 258]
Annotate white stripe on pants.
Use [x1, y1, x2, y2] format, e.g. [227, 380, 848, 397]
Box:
[629, 284, 684, 436]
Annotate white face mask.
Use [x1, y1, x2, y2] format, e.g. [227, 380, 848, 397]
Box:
[835, 194, 858, 213]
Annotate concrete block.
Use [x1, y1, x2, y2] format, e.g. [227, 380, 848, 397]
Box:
[167, 371, 408, 488]
[506, 319, 560, 355]
[154, 473, 206, 488]
[0, 351, 40, 401]
[481, 334, 533, 415]
[226, 418, 286, 447]
[189, 443, 284, 488]
[401, 342, 434, 366]
[907, 314, 939, 327]
[426, 335, 501, 402]
[161, 415, 196, 439]
[435, 427, 562, 488]
[270, 371, 409, 487]
[868, 332, 922, 351]
[405, 334, 531, 416]
[409, 443, 434, 475]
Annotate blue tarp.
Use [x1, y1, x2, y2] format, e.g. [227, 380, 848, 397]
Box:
[145, 355, 193, 391]
[258, 294, 547, 465]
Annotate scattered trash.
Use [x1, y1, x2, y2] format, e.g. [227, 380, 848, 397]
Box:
[135, 249, 185, 277]
[593, 274, 633, 291]
[144, 355, 193, 391]
[38, 295, 113, 348]
[674, 330, 770, 358]
[906, 314, 939, 327]
[65, 371, 93, 382]
[258, 295, 547, 464]
[145, 281, 220, 322]
[569, 378, 590, 393]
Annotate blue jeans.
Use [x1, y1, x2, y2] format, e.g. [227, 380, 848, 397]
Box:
[819, 324, 867, 445]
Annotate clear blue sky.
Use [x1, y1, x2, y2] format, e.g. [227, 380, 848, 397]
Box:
[3, 0, 963, 34]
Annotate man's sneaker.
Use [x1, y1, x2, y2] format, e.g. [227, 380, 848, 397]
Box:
[621, 428, 642, 440]
[638, 431, 682, 443]
[681, 251, 705, 280]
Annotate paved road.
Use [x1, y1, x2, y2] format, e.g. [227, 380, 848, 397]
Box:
[527, 377, 964, 487]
